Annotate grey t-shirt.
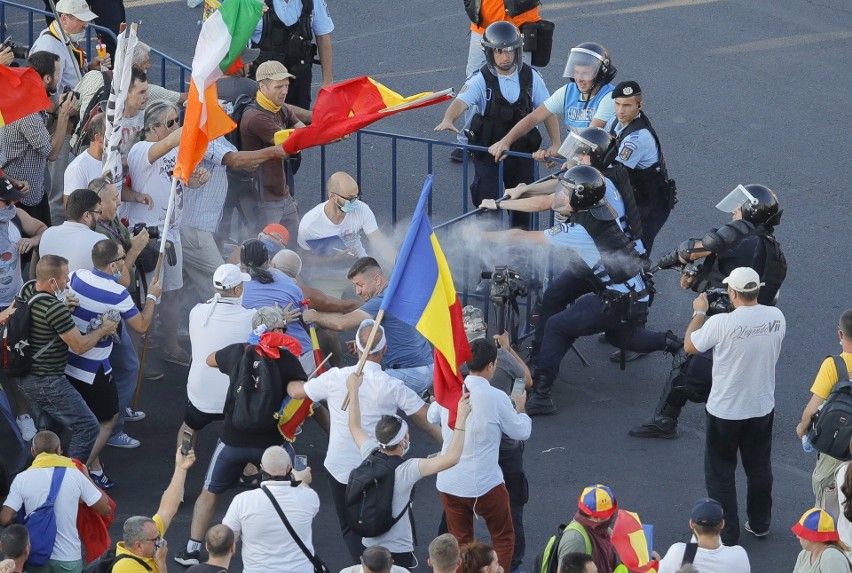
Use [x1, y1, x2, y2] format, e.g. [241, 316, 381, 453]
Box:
[491, 347, 527, 395]
[359, 439, 422, 553]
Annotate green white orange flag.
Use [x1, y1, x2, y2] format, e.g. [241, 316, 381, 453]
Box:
[173, 0, 262, 182]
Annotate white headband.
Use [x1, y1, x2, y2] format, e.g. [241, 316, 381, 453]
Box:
[355, 319, 387, 354]
[378, 418, 409, 448]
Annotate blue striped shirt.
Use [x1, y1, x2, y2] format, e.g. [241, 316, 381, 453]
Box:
[67, 269, 139, 383]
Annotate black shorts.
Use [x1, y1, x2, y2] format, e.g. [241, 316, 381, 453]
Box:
[68, 367, 119, 422]
[184, 400, 225, 431]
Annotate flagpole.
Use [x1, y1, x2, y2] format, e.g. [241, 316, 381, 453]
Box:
[341, 309, 385, 411]
[131, 176, 179, 410]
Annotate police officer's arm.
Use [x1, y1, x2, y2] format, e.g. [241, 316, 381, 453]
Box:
[482, 194, 553, 213]
[301, 308, 371, 332]
[417, 394, 471, 476]
[502, 176, 560, 200]
[434, 98, 469, 133]
[155, 447, 197, 533]
[345, 372, 371, 448]
[316, 34, 333, 87]
[542, 114, 561, 154]
[474, 228, 550, 246]
[684, 293, 709, 355]
[489, 104, 553, 161]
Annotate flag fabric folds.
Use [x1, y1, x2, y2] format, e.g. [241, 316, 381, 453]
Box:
[0, 66, 52, 127]
[379, 175, 471, 427]
[173, 0, 262, 182]
[273, 77, 453, 154]
[102, 24, 138, 184]
[611, 510, 658, 573]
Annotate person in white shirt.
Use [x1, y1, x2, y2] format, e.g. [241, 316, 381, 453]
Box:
[433, 337, 531, 571]
[297, 172, 396, 298]
[657, 498, 750, 573]
[179, 263, 254, 451]
[346, 349, 471, 568]
[685, 266, 786, 546]
[287, 320, 443, 562]
[39, 189, 106, 272]
[222, 445, 318, 573]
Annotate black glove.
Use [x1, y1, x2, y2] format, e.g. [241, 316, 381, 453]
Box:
[656, 249, 681, 270]
[165, 241, 177, 266]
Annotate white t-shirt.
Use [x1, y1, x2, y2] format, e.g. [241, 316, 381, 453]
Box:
[64, 151, 103, 196]
[222, 481, 320, 573]
[836, 463, 852, 553]
[691, 304, 786, 420]
[187, 298, 254, 413]
[39, 221, 105, 273]
[126, 141, 183, 243]
[119, 114, 145, 163]
[297, 201, 379, 280]
[4, 466, 103, 561]
[359, 439, 423, 553]
[302, 362, 424, 484]
[0, 221, 23, 307]
[658, 542, 750, 573]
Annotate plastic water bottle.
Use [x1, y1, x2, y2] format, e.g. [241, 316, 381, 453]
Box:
[802, 435, 815, 453]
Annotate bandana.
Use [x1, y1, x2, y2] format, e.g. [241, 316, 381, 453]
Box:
[254, 331, 302, 359]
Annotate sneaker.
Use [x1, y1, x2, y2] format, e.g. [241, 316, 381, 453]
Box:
[162, 347, 191, 367]
[609, 350, 648, 363]
[16, 414, 37, 441]
[90, 470, 115, 489]
[628, 415, 678, 439]
[174, 548, 201, 567]
[449, 147, 465, 162]
[107, 432, 141, 449]
[744, 521, 769, 538]
[144, 367, 164, 380]
[124, 407, 146, 422]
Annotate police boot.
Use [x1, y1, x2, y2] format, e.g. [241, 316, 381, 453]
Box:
[525, 374, 557, 416]
[664, 331, 684, 355]
[628, 414, 678, 439]
[608, 349, 648, 363]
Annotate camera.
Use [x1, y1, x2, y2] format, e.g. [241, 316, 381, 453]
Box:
[705, 287, 733, 316]
[132, 222, 160, 239]
[62, 86, 80, 100]
[482, 265, 527, 305]
[2, 37, 29, 60]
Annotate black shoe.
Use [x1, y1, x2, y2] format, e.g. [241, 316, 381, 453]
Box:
[628, 415, 678, 439]
[174, 548, 201, 566]
[664, 331, 684, 355]
[609, 350, 648, 363]
[525, 393, 557, 416]
[450, 147, 465, 162]
[597, 333, 609, 344]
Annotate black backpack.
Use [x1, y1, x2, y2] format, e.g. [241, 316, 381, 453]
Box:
[225, 93, 261, 150]
[72, 71, 112, 155]
[344, 449, 411, 538]
[225, 345, 281, 433]
[808, 356, 852, 461]
[82, 549, 152, 573]
[1, 280, 58, 377]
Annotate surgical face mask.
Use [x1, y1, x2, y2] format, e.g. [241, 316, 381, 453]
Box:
[339, 198, 359, 213]
[51, 279, 68, 301]
[68, 31, 86, 43]
[402, 439, 411, 456]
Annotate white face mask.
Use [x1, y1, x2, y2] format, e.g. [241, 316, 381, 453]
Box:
[402, 439, 411, 456]
[51, 280, 68, 300]
[68, 31, 86, 43]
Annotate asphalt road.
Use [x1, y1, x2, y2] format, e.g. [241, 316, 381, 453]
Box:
[4, 0, 852, 571]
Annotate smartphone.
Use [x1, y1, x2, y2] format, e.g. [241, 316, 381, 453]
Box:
[512, 378, 526, 396]
[294, 454, 308, 471]
[180, 430, 193, 455]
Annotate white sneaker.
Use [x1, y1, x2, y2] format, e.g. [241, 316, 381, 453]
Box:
[16, 414, 37, 441]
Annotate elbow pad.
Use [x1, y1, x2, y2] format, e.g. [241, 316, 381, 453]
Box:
[701, 220, 753, 253]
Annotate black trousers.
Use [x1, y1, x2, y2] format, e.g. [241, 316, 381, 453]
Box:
[656, 350, 714, 419]
[470, 153, 534, 229]
[531, 260, 594, 358]
[705, 410, 774, 546]
[328, 477, 365, 564]
[637, 194, 672, 254]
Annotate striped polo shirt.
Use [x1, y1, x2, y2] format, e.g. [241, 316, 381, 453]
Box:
[67, 269, 139, 384]
[20, 282, 76, 377]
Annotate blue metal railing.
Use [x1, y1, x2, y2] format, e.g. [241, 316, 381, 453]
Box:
[0, 0, 191, 91]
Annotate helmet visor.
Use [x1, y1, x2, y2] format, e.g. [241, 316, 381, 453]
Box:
[715, 184, 758, 213]
[563, 48, 603, 80]
[558, 132, 597, 162]
[552, 182, 572, 212]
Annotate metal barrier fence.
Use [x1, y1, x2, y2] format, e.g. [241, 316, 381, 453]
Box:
[0, 0, 191, 91]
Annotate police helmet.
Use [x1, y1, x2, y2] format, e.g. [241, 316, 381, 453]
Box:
[577, 127, 614, 169]
[715, 184, 782, 226]
[481, 22, 523, 73]
[562, 42, 617, 87]
[558, 165, 607, 211]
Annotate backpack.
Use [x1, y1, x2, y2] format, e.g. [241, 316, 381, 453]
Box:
[225, 93, 261, 150]
[533, 521, 591, 573]
[1, 280, 59, 377]
[226, 345, 282, 433]
[72, 71, 112, 155]
[344, 449, 411, 538]
[20, 467, 66, 566]
[82, 549, 152, 573]
[808, 356, 852, 461]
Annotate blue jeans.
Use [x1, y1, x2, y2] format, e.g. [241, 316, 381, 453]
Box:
[386, 364, 434, 396]
[19, 373, 99, 461]
[109, 323, 140, 436]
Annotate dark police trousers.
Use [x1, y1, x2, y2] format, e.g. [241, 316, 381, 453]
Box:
[531, 261, 594, 358]
[705, 409, 774, 546]
[638, 193, 672, 254]
[534, 293, 667, 381]
[470, 153, 534, 229]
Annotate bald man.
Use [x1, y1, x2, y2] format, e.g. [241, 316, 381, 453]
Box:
[297, 171, 396, 298]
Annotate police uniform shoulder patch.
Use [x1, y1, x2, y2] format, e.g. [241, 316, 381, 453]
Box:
[459, 84, 469, 95]
[547, 224, 562, 235]
[619, 146, 634, 161]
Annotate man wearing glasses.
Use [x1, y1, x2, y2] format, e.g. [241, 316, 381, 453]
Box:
[39, 188, 107, 273]
[297, 171, 396, 299]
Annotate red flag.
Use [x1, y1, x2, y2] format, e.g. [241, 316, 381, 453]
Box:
[611, 510, 658, 573]
[0, 66, 52, 127]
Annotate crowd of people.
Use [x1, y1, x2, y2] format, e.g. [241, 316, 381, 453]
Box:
[0, 0, 849, 572]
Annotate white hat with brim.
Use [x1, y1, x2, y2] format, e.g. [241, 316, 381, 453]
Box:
[55, 0, 98, 21]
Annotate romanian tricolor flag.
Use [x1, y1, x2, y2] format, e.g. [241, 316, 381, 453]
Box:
[611, 510, 658, 573]
[273, 77, 453, 154]
[379, 175, 471, 427]
[0, 65, 52, 127]
[173, 0, 262, 182]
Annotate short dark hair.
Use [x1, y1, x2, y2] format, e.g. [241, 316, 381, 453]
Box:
[205, 524, 235, 558]
[558, 553, 593, 573]
[0, 524, 29, 560]
[466, 338, 497, 373]
[35, 255, 69, 281]
[693, 522, 723, 536]
[28, 51, 59, 78]
[92, 239, 121, 269]
[375, 415, 404, 448]
[840, 309, 852, 340]
[32, 430, 61, 455]
[734, 288, 759, 302]
[131, 67, 148, 88]
[361, 546, 393, 573]
[65, 188, 101, 221]
[348, 256, 382, 280]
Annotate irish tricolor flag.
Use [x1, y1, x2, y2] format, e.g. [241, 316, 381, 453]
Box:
[173, 0, 262, 182]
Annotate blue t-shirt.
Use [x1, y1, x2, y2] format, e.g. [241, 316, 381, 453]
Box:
[242, 269, 311, 353]
[360, 292, 433, 369]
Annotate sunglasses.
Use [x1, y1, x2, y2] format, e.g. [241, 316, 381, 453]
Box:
[157, 118, 180, 128]
[331, 191, 359, 204]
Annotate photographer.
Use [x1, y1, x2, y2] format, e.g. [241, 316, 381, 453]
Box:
[630, 184, 787, 439]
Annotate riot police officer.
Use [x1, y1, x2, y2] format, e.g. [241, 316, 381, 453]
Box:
[436, 21, 559, 228]
[604, 81, 676, 253]
[629, 183, 787, 438]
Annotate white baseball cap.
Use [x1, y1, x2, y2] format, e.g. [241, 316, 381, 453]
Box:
[55, 0, 98, 21]
[212, 264, 251, 290]
[722, 267, 764, 293]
